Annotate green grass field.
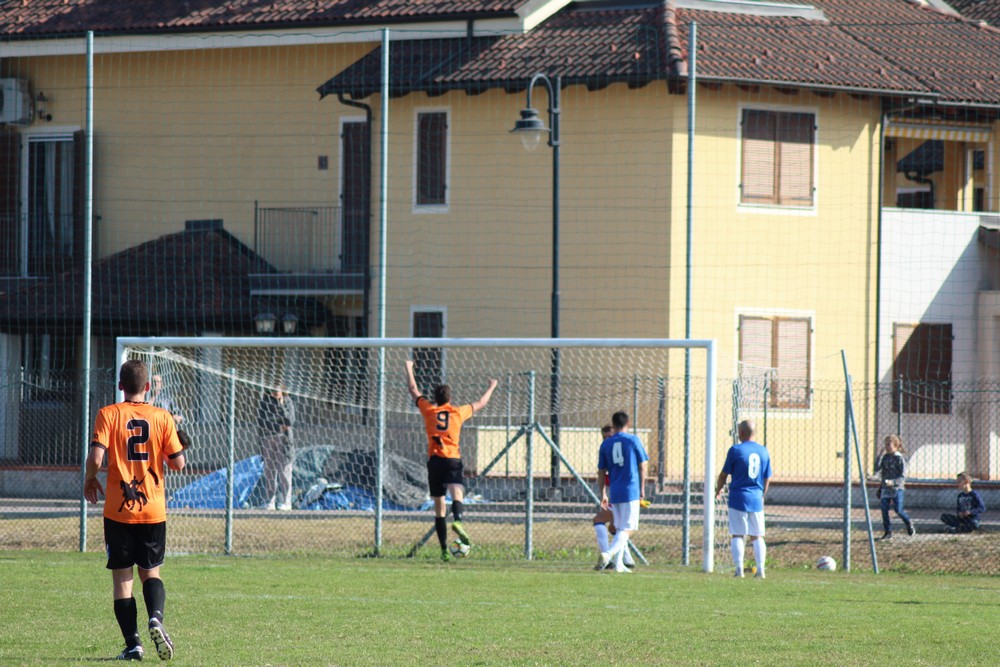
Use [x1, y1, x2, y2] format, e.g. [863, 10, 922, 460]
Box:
[1, 550, 997, 666]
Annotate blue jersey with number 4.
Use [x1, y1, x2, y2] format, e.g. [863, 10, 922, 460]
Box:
[723, 441, 772, 512]
[598, 433, 649, 504]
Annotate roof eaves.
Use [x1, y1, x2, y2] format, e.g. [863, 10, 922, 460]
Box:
[690, 74, 939, 100]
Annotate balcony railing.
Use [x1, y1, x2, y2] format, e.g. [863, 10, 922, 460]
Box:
[254, 204, 343, 274]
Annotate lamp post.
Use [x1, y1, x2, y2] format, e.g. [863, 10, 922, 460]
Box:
[511, 72, 561, 492]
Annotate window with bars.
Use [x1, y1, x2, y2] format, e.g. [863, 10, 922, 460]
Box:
[739, 314, 811, 409]
[416, 111, 448, 207]
[741, 109, 815, 207]
[892, 323, 952, 414]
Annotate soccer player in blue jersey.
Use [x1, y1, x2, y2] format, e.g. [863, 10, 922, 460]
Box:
[715, 420, 772, 578]
[596, 411, 649, 574]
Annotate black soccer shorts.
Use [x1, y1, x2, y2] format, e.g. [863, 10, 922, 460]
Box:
[104, 517, 167, 571]
[426, 455, 464, 498]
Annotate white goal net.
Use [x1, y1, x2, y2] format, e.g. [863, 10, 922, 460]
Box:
[117, 337, 720, 570]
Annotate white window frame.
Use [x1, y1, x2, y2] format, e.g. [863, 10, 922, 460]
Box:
[735, 308, 815, 413]
[735, 103, 819, 216]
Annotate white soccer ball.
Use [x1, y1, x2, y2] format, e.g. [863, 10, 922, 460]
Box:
[450, 540, 470, 558]
[816, 556, 837, 571]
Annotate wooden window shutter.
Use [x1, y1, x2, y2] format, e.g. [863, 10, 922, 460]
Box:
[777, 112, 814, 205]
[893, 323, 951, 414]
[739, 315, 773, 369]
[774, 317, 810, 408]
[73, 130, 87, 268]
[0, 132, 20, 275]
[417, 112, 447, 206]
[741, 110, 776, 204]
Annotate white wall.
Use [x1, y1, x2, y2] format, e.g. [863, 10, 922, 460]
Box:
[879, 208, 1000, 478]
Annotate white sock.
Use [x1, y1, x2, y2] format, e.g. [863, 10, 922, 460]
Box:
[731, 536, 745, 572]
[752, 538, 766, 572]
[608, 531, 628, 559]
[594, 524, 610, 553]
[622, 545, 635, 566]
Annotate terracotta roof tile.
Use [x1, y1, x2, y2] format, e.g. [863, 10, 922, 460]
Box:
[950, 0, 1000, 26]
[0, 0, 525, 36]
[320, 1, 1000, 107]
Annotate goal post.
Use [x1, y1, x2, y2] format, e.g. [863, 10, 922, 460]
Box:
[117, 336, 719, 571]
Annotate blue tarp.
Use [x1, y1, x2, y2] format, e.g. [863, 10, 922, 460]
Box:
[168, 449, 490, 511]
[168, 455, 263, 510]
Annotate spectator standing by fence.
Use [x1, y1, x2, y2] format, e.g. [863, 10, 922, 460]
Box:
[871, 434, 914, 540]
[257, 384, 295, 510]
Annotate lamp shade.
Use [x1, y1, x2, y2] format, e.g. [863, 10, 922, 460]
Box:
[511, 108, 548, 152]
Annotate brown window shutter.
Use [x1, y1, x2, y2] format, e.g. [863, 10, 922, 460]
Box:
[0, 132, 20, 275]
[777, 112, 814, 205]
[774, 317, 810, 408]
[417, 112, 447, 206]
[741, 110, 776, 204]
[739, 315, 773, 369]
[73, 130, 88, 269]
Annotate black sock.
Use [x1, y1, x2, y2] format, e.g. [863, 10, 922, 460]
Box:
[143, 577, 166, 623]
[435, 516, 448, 549]
[113, 597, 140, 648]
[452, 500, 464, 522]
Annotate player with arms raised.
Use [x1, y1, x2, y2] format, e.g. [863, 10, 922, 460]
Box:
[715, 419, 772, 578]
[596, 411, 649, 573]
[405, 359, 497, 561]
[84, 360, 187, 661]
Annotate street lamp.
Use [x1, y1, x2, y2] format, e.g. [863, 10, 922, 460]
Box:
[511, 72, 562, 492]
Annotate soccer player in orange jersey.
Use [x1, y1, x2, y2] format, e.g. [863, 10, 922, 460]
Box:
[405, 359, 497, 561]
[84, 360, 187, 661]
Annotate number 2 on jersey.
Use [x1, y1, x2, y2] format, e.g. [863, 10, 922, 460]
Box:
[126, 419, 150, 461]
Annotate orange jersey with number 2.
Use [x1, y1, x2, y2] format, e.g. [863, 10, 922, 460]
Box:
[92, 401, 184, 524]
[416, 396, 473, 459]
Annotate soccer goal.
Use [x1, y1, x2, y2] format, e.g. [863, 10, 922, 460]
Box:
[117, 337, 721, 571]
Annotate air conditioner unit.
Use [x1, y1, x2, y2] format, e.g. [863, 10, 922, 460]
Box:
[0, 78, 33, 125]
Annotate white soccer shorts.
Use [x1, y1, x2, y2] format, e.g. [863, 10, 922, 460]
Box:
[611, 499, 641, 532]
[728, 508, 766, 537]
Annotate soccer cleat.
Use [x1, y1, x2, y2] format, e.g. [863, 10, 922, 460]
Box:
[441, 549, 453, 562]
[623, 559, 635, 570]
[734, 569, 744, 578]
[451, 520, 472, 546]
[614, 566, 632, 574]
[754, 571, 766, 579]
[116, 644, 144, 661]
[881, 532, 893, 541]
[593, 555, 607, 571]
[905, 521, 916, 536]
[598, 551, 612, 570]
[148, 618, 174, 661]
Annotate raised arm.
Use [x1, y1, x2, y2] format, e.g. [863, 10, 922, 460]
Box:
[404, 360, 422, 401]
[471, 378, 499, 414]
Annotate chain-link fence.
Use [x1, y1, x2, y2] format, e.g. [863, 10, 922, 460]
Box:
[2, 360, 996, 575]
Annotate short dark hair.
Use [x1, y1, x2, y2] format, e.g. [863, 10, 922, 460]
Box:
[433, 384, 451, 405]
[120, 360, 148, 395]
[612, 411, 629, 429]
[601, 424, 613, 437]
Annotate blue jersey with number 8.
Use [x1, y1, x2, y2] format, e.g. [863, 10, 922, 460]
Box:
[598, 433, 649, 504]
[722, 441, 772, 512]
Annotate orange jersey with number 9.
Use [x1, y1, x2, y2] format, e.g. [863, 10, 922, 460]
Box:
[92, 401, 184, 524]
[416, 396, 473, 459]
